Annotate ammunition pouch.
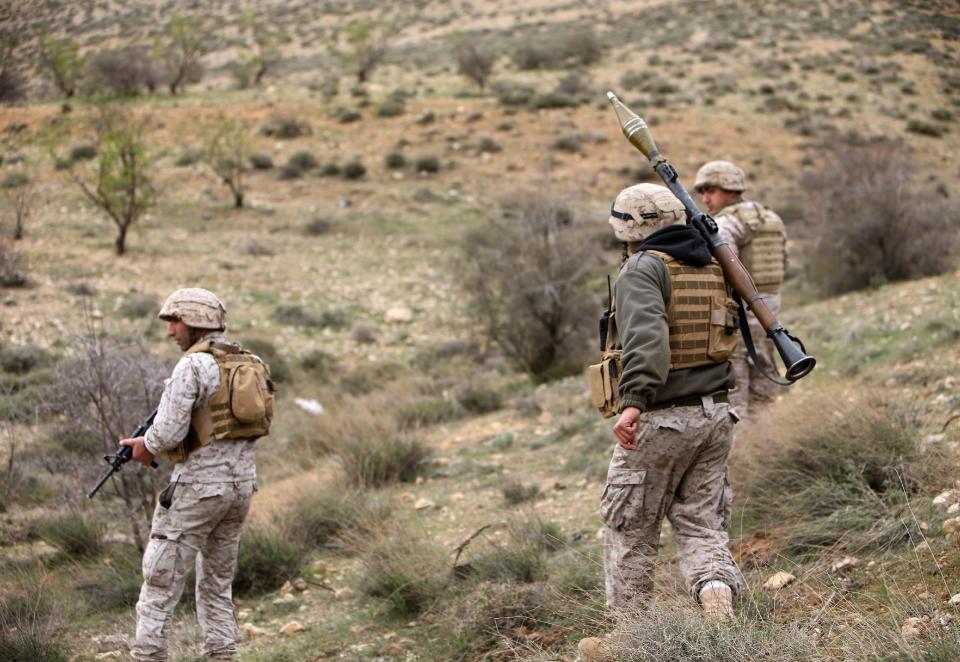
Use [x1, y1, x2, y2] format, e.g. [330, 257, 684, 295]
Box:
[588, 349, 623, 419]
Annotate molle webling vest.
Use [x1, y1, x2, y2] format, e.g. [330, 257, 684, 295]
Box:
[645, 250, 739, 370]
[160, 340, 274, 464]
[718, 201, 786, 294]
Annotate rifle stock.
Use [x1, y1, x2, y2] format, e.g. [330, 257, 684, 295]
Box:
[607, 91, 815, 382]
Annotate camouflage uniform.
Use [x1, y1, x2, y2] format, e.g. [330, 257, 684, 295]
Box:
[715, 208, 785, 416]
[132, 330, 257, 661]
[601, 183, 743, 612]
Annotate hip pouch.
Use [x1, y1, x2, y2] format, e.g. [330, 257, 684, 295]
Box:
[588, 349, 622, 419]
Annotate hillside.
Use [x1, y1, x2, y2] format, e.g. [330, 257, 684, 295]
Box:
[1, 0, 959, 660]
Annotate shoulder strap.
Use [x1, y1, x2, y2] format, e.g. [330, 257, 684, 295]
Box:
[733, 292, 792, 386]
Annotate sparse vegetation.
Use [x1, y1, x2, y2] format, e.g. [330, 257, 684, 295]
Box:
[1, 169, 35, 239]
[233, 523, 306, 597]
[39, 514, 105, 559]
[201, 117, 251, 207]
[453, 34, 495, 90]
[162, 13, 208, 95]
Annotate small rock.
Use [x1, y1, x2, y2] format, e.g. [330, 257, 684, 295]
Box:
[292, 577, 308, 591]
[595, 527, 605, 540]
[949, 503, 960, 514]
[915, 541, 931, 553]
[95, 653, 123, 660]
[763, 571, 797, 590]
[932, 490, 953, 507]
[942, 516, 960, 534]
[237, 609, 250, 620]
[919, 521, 929, 532]
[925, 433, 946, 445]
[901, 617, 924, 639]
[413, 497, 436, 510]
[95, 635, 129, 652]
[281, 580, 294, 594]
[279, 621, 304, 635]
[949, 593, 960, 606]
[385, 306, 414, 323]
[335, 587, 356, 601]
[242, 623, 267, 638]
[294, 398, 324, 415]
[831, 557, 860, 574]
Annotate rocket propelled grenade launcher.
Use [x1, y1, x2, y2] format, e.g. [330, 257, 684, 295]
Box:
[606, 91, 815, 383]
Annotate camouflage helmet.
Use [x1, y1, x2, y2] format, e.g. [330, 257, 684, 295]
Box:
[608, 183, 686, 242]
[158, 288, 227, 330]
[693, 160, 746, 193]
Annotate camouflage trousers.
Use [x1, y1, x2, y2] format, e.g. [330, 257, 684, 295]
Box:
[131, 480, 255, 661]
[601, 399, 743, 611]
[729, 306, 781, 419]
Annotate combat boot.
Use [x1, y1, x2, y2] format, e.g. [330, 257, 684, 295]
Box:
[699, 581, 734, 622]
[577, 636, 614, 662]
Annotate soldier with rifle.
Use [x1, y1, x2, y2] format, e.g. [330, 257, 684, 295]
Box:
[118, 288, 273, 662]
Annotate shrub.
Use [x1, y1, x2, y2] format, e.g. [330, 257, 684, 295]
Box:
[375, 94, 405, 117]
[174, 149, 202, 166]
[278, 162, 304, 180]
[338, 109, 362, 123]
[243, 338, 291, 382]
[511, 39, 558, 70]
[260, 116, 311, 139]
[68, 144, 97, 161]
[460, 189, 596, 377]
[273, 304, 346, 329]
[476, 136, 502, 154]
[334, 431, 431, 489]
[396, 397, 461, 429]
[457, 387, 502, 414]
[282, 484, 391, 549]
[802, 135, 958, 295]
[302, 217, 333, 236]
[354, 521, 448, 616]
[500, 478, 541, 505]
[384, 152, 406, 169]
[349, 322, 377, 343]
[117, 292, 158, 319]
[414, 155, 440, 173]
[249, 153, 273, 169]
[492, 79, 535, 107]
[0, 240, 27, 287]
[603, 602, 818, 661]
[552, 133, 583, 152]
[320, 162, 341, 177]
[0, 582, 68, 662]
[75, 543, 142, 610]
[287, 150, 318, 171]
[529, 91, 579, 110]
[242, 240, 274, 256]
[233, 524, 306, 596]
[341, 160, 366, 179]
[555, 72, 590, 97]
[39, 514, 105, 559]
[85, 47, 159, 96]
[737, 394, 933, 556]
[0, 68, 27, 104]
[1, 345, 51, 374]
[469, 518, 552, 583]
[301, 348, 336, 376]
[454, 36, 495, 90]
[906, 119, 946, 137]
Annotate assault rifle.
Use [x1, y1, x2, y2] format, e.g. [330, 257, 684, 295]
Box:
[87, 409, 158, 499]
[607, 91, 815, 383]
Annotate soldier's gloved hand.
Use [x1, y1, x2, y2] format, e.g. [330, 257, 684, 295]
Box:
[613, 407, 641, 450]
[120, 436, 155, 466]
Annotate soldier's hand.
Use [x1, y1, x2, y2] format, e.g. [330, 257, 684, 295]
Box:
[120, 436, 155, 466]
[613, 407, 641, 450]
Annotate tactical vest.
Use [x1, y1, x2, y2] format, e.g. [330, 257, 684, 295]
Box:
[717, 201, 786, 294]
[159, 340, 274, 464]
[645, 250, 739, 370]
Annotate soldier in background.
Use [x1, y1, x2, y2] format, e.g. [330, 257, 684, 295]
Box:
[694, 161, 787, 419]
[579, 184, 743, 662]
[121, 288, 272, 661]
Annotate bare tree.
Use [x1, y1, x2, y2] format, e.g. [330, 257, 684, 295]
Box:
[330, 17, 389, 84]
[162, 13, 207, 95]
[232, 12, 284, 89]
[453, 34, 495, 91]
[37, 32, 86, 102]
[63, 105, 157, 255]
[1, 169, 36, 239]
[201, 116, 250, 208]
[52, 317, 171, 552]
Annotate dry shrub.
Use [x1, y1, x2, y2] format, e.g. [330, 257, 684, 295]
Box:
[234, 522, 306, 597]
[0, 573, 68, 661]
[454, 35, 495, 90]
[39, 514, 105, 559]
[0, 239, 27, 287]
[75, 542, 142, 610]
[51, 329, 170, 551]
[281, 481, 391, 550]
[85, 47, 160, 96]
[604, 601, 818, 661]
[733, 389, 940, 557]
[460, 188, 599, 378]
[350, 518, 449, 616]
[802, 135, 958, 295]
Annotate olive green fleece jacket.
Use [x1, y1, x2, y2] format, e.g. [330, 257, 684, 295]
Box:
[614, 252, 734, 412]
